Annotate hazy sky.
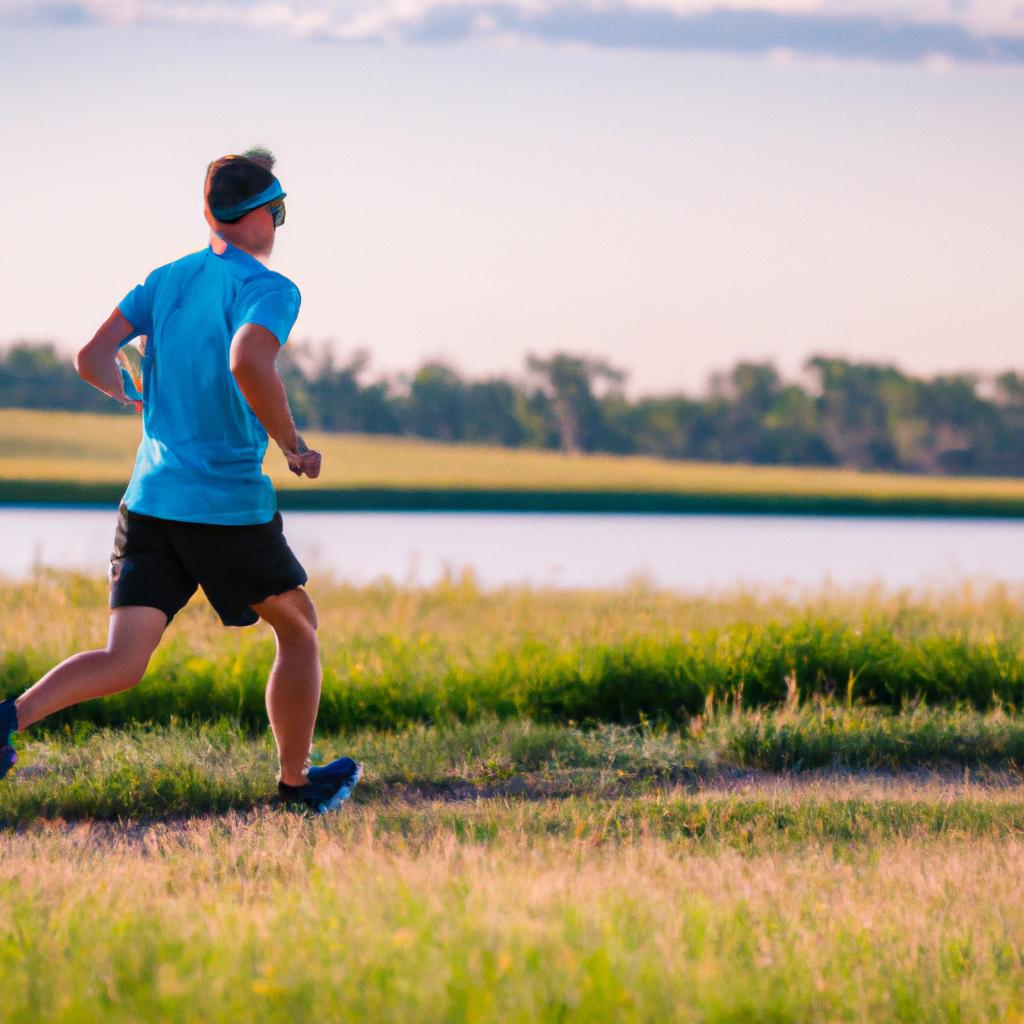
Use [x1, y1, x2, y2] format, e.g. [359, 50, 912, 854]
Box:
[3, 1, 1023, 394]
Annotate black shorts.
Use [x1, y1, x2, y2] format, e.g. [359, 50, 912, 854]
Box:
[109, 504, 308, 627]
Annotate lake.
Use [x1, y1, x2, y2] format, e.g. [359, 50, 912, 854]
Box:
[1, 506, 1021, 591]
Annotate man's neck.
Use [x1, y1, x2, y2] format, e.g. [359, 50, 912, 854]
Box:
[209, 231, 270, 262]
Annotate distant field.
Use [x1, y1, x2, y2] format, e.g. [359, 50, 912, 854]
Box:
[4, 407, 1024, 514]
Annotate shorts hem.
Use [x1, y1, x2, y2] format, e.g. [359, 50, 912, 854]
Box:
[214, 571, 309, 628]
[108, 597, 178, 624]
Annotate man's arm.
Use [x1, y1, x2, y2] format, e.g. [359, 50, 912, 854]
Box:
[229, 323, 321, 479]
[75, 309, 137, 408]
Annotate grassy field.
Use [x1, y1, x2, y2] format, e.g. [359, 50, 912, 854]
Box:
[5, 576, 1024, 1020]
[5, 407, 1024, 513]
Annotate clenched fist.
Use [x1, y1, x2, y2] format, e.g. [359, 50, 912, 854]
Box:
[283, 435, 322, 479]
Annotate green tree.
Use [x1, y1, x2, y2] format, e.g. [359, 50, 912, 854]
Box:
[527, 353, 626, 453]
[405, 362, 469, 441]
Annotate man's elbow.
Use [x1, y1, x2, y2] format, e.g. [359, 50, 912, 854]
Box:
[73, 347, 93, 383]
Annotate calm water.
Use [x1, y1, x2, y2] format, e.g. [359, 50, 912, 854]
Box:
[1, 506, 1021, 592]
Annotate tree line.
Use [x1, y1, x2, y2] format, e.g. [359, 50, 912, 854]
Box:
[4, 339, 1024, 475]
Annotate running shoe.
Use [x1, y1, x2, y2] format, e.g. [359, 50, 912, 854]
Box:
[278, 756, 362, 814]
[0, 699, 18, 780]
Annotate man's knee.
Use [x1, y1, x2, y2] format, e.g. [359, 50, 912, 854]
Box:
[254, 587, 319, 643]
[279, 616, 319, 652]
[104, 649, 151, 692]
[106, 607, 166, 689]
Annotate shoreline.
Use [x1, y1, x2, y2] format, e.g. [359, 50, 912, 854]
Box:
[4, 479, 1024, 518]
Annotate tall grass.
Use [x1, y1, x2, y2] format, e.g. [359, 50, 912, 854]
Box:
[6, 576, 1024, 730]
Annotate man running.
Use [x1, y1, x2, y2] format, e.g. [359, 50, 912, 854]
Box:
[0, 149, 360, 814]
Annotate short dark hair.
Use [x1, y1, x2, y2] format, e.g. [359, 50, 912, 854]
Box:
[205, 149, 277, 223]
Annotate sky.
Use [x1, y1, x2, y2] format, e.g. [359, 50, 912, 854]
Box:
[2, 0, 1023, 395]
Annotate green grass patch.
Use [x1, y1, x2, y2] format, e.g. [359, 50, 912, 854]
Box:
[6, 617, 1024, 731]
[7, 576, 1024, 731]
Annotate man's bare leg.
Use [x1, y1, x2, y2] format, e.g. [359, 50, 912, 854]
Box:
[15, 606, 167, 729]
[251, 587, 321, 788]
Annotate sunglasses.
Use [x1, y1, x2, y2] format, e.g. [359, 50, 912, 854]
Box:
[266, 197, 286, 228]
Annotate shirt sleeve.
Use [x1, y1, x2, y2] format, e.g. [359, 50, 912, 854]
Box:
[117, 271, 158, 340]
[235, 274, 302, 346]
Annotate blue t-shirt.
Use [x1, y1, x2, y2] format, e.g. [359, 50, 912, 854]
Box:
[117, 242, 301, 525]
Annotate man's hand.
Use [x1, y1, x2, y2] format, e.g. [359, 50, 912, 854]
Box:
[76, 309, 142, 411]
[283, 435, 322, 479]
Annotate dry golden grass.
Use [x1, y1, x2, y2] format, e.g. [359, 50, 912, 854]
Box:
[2, 810, 1024, 1022]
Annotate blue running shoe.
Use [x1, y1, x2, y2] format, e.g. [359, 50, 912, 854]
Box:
[0, 699, 18, 780]
[278, 756, 362, 814]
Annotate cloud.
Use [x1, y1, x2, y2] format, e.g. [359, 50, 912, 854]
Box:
[404, 4, 1024, 62]
[5, 0, 1024, 65]
[3, 1, 97, 23]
